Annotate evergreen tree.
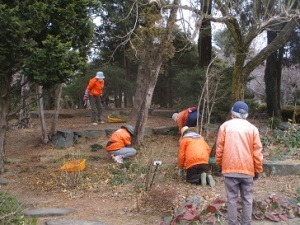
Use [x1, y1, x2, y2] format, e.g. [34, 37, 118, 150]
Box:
[0, 0, 97, 172]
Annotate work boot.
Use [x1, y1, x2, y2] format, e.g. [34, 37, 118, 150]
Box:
[207, 175, 216, 187]
[200, 172, 207, 186]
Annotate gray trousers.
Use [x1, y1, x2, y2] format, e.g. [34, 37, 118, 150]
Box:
[107, 147, 136, 159]
[224, 177, 253, 225]
[89, 95, 103, 123]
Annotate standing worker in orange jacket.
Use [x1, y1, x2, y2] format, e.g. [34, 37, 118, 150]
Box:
[83, 71, 105, 125]
[172, 107, 201, 132]
[178, 126, 215, 186]
[106, 125, 137, 164]
[215, 101, 263, 225]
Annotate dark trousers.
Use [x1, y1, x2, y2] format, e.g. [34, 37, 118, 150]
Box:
[89, 95, 103, 123]
[186, 164, 209, 184]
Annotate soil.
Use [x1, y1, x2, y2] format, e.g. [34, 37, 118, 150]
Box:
[2, 108, 300, 225]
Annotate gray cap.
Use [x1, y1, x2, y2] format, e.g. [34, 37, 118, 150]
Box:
[121, 125, 134, 136]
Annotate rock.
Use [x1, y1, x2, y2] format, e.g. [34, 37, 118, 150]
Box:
[152, 126, 177, 135]
[75, 130, 106, 139]
[22, 208, 76, 217]
[105, 128, 118, 136]
[50, 130, 76, 149]
[45, 220, 108, 225]
[150, 109, 175, 117]
[277, 122, 291, 131]
[263, 160, 300, 175]
[0, 177, 14, 185]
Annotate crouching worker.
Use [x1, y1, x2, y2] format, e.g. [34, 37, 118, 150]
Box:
[106, 125, 136, 164]
[172, 107, 201, 133]
[178, 126, 215, 187]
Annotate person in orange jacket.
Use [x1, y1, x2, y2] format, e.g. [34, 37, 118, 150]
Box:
[172, 107, 201, 132]
[83, 71, 105, 125]
[215, 101, 263, 225]
[178, 126, 215, 186]
[106, 125, 137, 164]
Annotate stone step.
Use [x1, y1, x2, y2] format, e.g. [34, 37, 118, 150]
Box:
[45, 220, 108, 225]
[22, 208, 75, 217]
[263, 160, 300, 175]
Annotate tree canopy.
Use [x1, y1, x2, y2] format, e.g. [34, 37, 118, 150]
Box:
[0, 0, 98, 173]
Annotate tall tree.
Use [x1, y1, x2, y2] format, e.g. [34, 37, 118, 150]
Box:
[0, 2, 32, 173]
[198, 0, 212, 67]
[213, 0, 299, 103]
[265, 31, 284, 118]
[264, 0, 298, 119]
[131, 0, 179, 145]
[0, 0, 97, 173]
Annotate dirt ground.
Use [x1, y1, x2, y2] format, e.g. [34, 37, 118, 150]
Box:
[2, 108, 300, 225]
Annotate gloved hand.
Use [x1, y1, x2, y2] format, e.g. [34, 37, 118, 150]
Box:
[178, 169, 184, 177]
[83, 89, 89, 101]
[253, 173, 259, 181]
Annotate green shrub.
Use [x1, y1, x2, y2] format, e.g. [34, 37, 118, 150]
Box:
[261, 124, 300, 161]
[0, 191, 37, 225]
[90, 143, 103, 152]
[107, 161, 150, 186]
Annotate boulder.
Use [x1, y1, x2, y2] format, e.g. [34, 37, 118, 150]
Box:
[50, 130, 76, 149]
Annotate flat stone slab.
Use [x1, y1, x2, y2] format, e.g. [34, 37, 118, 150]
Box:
[153, 126, 177, 135]
[45, 220, 107, 225]
[0, 177, 15, 185]
[252, 217, 300, 225]
[23, 208, 76, 217]
[75, 130, 106, 138]
[263, 160, 300, 175]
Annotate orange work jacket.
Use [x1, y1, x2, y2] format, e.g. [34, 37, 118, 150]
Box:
[177, 109, 189, 131]
[86, 77, 104, 97]
[178, 133, 211, 169]
[106, 128, 131, 151]
[215, 118, 263, 176]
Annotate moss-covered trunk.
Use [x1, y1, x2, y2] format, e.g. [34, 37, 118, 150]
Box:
[231, 48, 247, 102]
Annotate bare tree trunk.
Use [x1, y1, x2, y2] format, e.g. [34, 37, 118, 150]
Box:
[18, 74, 32, 128]
[198, 0, 212, 67]
[265, 30, 283, 118]
[0, 74, 12, 173]
[49, 83, 63, 138]
[132, 0, 179, 145]
[134, 62, 162, 146]
[36, 85, 48, 144]
[132, 66, 149, 119]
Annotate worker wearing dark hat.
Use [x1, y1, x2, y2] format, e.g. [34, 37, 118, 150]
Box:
[172, 107, 201, 132]
[106, 125, 136, 163]
[216, 101, 263, 225]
